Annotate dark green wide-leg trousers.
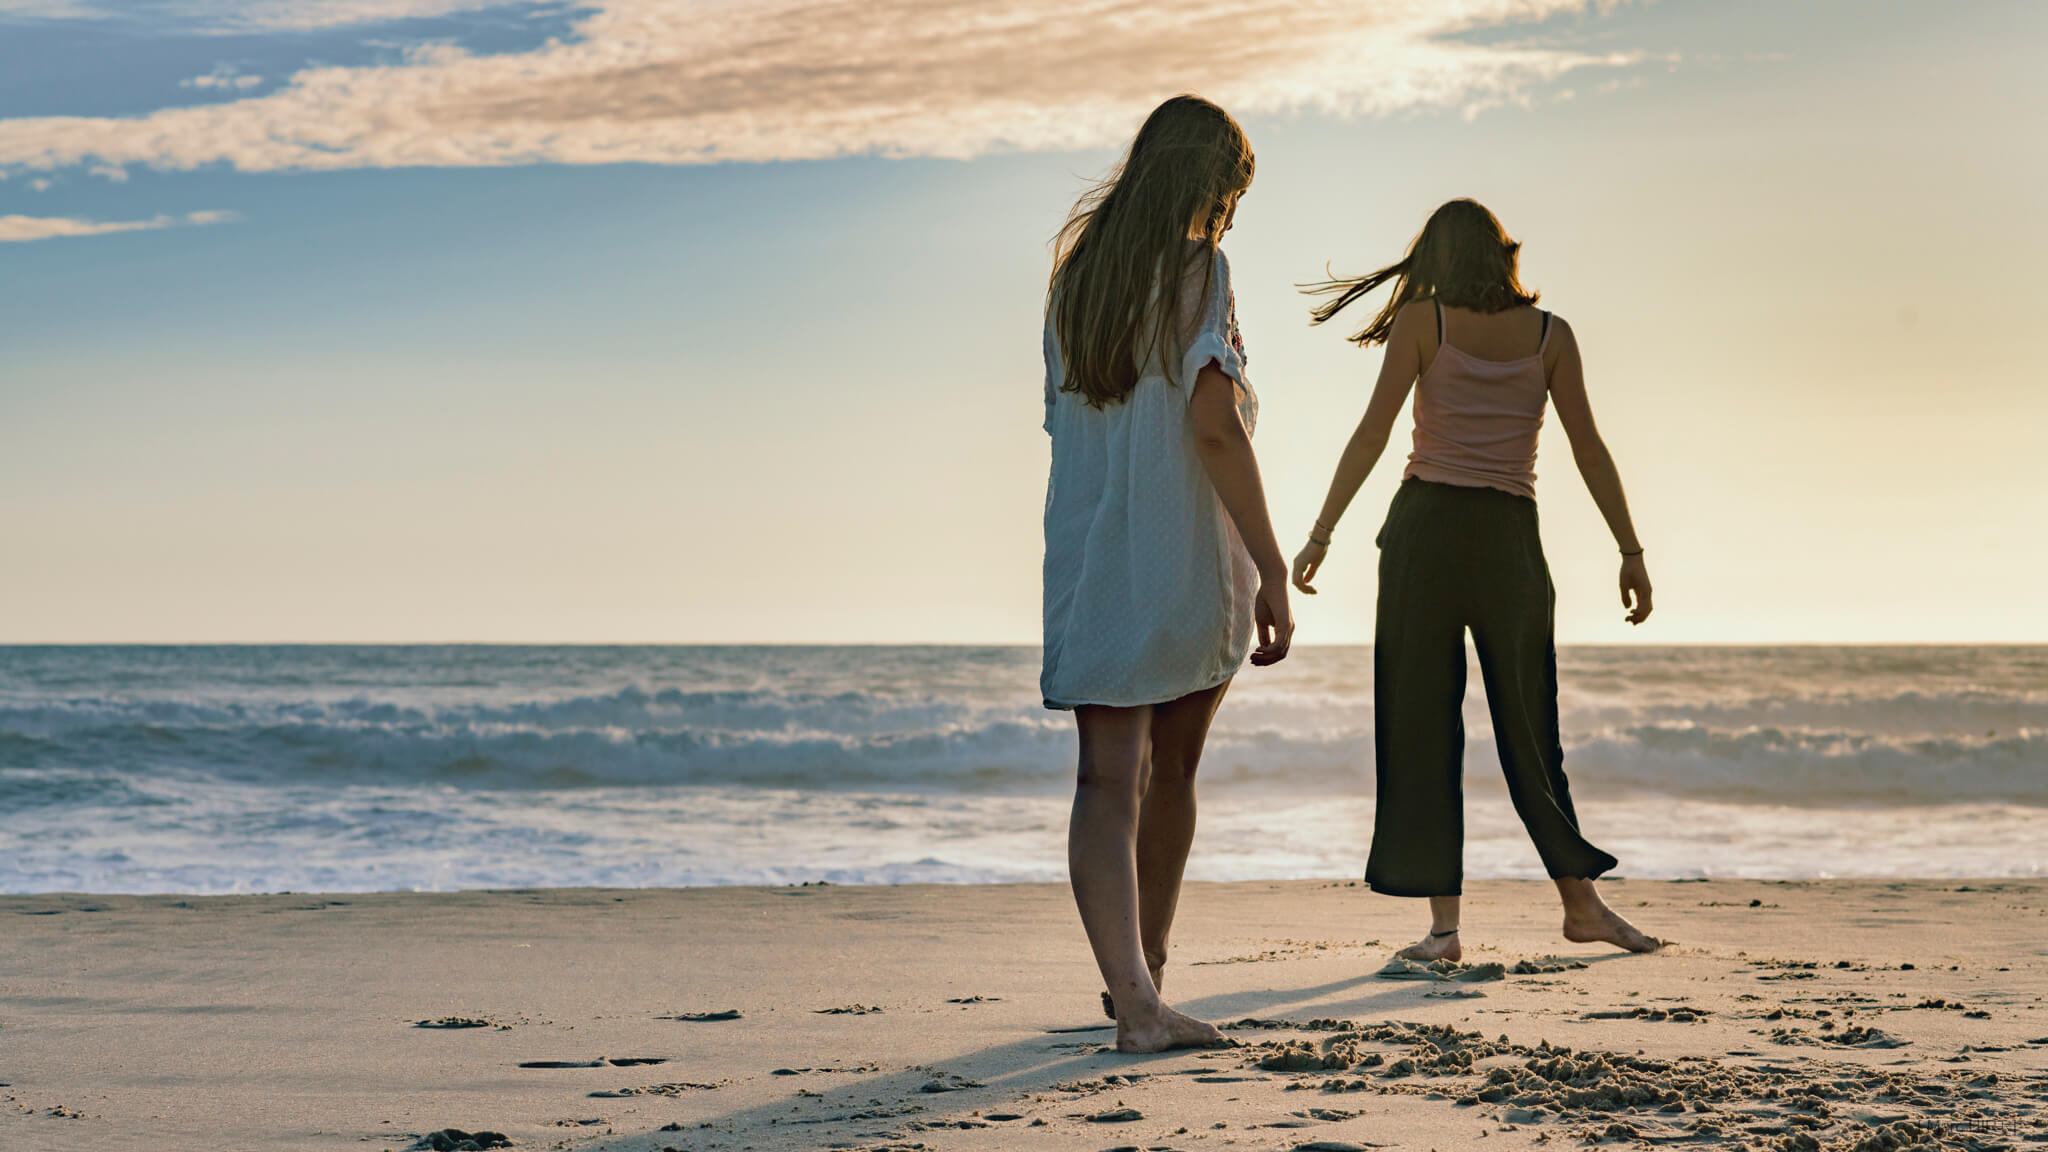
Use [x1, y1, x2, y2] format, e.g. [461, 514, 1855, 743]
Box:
[1364, 478, 1619, 897]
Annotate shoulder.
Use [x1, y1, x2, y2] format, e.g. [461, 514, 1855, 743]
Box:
[1196, 242, 1228, 297]
[1174, 242, 1232, 321]
[1190, 242, 1231, 294]
[1391, 297, 1434, 344]
[1541, 311, 1579, 379]
[1545, 312, 1578, 354]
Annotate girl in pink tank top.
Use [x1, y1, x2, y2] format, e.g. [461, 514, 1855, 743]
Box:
[1287, 199, 1662, 961]
[1404, 299, 1551, 498]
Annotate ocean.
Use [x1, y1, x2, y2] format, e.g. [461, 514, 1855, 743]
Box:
[1, 645, 2042, 894]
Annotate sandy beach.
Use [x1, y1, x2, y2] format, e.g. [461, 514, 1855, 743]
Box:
[4, 878, 2045, 1151]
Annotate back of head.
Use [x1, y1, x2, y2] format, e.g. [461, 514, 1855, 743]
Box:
[1304, 197, 1539, 346]
[1050, 95, 1255, 407]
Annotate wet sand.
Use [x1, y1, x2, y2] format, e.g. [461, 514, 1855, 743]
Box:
[3, 879, 2045, 1151]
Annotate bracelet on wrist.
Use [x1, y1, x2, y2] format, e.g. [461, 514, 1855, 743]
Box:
[1308, 535, 1331, 547]
[1620, 547, 1644, 557]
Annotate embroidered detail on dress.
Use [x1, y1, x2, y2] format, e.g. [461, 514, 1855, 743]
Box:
[1226, 287, 1248, 365]
[1220, 284, 1236, 360]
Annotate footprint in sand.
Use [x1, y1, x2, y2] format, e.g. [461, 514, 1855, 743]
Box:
[1376, 958, 1505, 983]
[1765, 1024, 1910, 1049]
[410, 1129, 510, 1151]
[1583, 1006, 1708, 1022]
[1510, 958, 1590, 974]
[589, 1082, 722, 1097]
[519, 1057, 669, 1068]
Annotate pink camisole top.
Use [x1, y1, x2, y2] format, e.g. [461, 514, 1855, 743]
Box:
[1403, 300, 1552, 500]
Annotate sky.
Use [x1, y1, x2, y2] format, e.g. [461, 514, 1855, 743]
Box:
[1, 0, 2044, 645]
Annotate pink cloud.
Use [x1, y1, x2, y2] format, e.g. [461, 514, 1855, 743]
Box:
[0, 0, 1637, 174]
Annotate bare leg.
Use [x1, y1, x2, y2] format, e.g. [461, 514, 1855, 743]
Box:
[1071, 705, 1223, 1053]
[1135, 681, 1231, 989]
[1395, 895, 1463, 962]
[1556, 877, 1661, 953]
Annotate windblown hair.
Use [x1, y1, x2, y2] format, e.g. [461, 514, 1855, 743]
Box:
[1049, 95, 1255, 407]
[1302, 198, 1539, 347]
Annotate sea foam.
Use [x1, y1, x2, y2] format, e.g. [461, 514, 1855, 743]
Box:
[2, 645, 2043, 892]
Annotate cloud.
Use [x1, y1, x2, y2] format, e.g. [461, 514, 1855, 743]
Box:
[193, 0, 523, 28]
[0, 0, 512, 27]
[184, 72, 267, 91]
[0, 0, 102, 17]
[0, 209, 239, 242]
[0, 0, 1638, 175]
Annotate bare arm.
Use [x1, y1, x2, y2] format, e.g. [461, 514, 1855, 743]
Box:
[1546, 317, 1653, 625]
[1190, 362, 1293, 665]
[1291, 301, 1426, 593]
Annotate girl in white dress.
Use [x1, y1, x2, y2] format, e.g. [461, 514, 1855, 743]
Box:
[1042, 95, 1294, 1053]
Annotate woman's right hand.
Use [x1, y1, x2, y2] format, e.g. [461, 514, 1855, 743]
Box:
[1620, 553, 1654, 625]
[1291, 539, 1328, 594]
[1251, 578, 1294, 666]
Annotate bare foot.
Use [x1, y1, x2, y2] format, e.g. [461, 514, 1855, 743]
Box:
[1115, 1001, 1222, 1054]
[1395, 930, 1461, 963]
[1102, 964, 1165, 1020]
[1563, 907, 1661, 953]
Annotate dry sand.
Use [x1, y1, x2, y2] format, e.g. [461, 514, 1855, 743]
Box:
[3, 879, 2045, 1152]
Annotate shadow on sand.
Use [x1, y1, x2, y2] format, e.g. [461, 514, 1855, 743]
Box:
[568, 950, 1641, 1150]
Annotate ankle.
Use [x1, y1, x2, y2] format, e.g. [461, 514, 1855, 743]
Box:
[1554, 878, 1602, 906]
[1116, 993, 1166, 1024]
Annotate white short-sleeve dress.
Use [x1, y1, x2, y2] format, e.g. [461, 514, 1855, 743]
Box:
[1040, 246, 1260, 710]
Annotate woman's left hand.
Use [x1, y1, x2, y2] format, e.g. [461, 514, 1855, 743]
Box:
[1292, 539, 1328, 594]
[1620, 554, 1653, 625]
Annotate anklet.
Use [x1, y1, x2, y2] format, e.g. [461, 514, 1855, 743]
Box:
[1429, 928, 1459, 938]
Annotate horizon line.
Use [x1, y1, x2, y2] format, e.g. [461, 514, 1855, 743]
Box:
[3, 640, 2044, 649]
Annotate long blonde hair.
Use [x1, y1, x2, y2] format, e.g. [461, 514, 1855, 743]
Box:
[1050, 95, 1255, 407]
[1302, 198, 1539, 347]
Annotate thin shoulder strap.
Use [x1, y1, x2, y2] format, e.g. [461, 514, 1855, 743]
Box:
[1538, 310, 1553, 352]
[1434, 299, 1445, 347]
